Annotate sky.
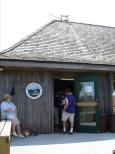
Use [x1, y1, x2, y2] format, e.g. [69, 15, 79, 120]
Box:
[1, 0, 115, 51]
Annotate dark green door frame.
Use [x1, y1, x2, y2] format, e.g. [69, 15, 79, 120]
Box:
[75, 74, 100, 133]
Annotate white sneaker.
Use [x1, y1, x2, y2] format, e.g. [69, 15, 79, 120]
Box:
[18, 134, 24, 138]
[12, 131, 18, 137]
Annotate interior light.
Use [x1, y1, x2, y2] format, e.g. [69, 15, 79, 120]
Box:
[60, 78, 74, 81]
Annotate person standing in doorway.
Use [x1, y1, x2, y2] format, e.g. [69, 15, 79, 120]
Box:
[62, 89, 76, 134]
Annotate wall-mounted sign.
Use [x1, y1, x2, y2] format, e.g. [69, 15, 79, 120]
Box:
[26, 83, 42, 99]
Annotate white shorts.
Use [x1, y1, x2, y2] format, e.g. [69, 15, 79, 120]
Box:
[62, 111, 75, 123]
[6, 115, 19, 125]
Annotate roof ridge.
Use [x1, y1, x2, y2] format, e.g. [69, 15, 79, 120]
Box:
[69, 21, 115, 29]
[56, 20, 115, 29]
[0, 20, 57, 54]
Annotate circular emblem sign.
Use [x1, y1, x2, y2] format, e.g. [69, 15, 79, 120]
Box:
[26, 83, 42, 99]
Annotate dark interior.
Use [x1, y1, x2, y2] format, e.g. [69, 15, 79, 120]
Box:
[54, 79, 74, 95]
[53, 79, 75, 131]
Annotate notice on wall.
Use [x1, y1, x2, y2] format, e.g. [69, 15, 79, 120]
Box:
[85, 86, 93, 93]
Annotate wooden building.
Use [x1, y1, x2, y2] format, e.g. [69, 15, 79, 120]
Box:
[0, 19, 115, 133]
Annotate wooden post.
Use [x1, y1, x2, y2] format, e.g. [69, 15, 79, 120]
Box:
[0, 121, 11, 154]
[0, 138, 10, 154]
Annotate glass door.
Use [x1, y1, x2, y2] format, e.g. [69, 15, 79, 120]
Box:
[75, 75, 100, 133]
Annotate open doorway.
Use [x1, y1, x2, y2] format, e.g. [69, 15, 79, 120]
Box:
[54, 78, 75, 132]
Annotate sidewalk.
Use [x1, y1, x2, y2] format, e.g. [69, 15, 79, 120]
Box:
[10, 133, 115, 154]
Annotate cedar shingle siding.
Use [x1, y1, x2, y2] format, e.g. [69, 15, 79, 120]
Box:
[1, 20, 115, 65]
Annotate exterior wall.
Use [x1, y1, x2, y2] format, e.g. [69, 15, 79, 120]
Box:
[0, 69, 113, 133]
[0, 70, 54, 133]
[99, 73, 113, 114]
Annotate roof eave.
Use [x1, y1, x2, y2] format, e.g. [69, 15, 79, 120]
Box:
[0, 59, 115, 72]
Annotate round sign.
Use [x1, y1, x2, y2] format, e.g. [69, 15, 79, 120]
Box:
[26, 83, 42, 99]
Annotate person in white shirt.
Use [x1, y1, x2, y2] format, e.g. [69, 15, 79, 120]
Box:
[1, 94, 24, 137]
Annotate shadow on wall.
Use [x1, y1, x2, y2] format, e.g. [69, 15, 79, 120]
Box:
[11, 133, 115, 147]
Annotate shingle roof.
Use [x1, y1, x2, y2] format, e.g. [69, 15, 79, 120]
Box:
[1, 20, 115, 65]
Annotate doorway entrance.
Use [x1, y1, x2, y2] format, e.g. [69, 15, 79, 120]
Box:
[54, 78, 74, 132]
[53, 74, 100, 133]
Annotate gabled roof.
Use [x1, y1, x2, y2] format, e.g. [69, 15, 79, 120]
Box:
[1, 20, 115, 65]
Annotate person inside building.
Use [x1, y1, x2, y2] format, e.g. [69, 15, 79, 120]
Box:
[54, 92, 60, 131]
[58, 91, 66, 130]
[112, 90, 115, 113]
[62, 89, 76, 134]
[0, 94, 24, 137]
